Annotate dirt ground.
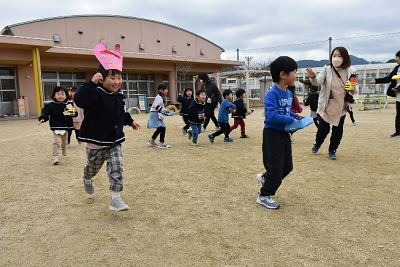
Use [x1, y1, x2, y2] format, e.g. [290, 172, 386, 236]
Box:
[1, 103, 399, 266]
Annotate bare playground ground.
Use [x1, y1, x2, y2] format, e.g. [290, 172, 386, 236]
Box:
[0, 105, 399, 266]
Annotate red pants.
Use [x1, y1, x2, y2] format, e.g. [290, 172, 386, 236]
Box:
[230, 118, 246, 136]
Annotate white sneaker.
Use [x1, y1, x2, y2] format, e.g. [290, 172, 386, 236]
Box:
[257, 194, 280, 209]
[181, 126, 187, 135]
[201, 126, 205, 133]
[109, 197, 130, 212]
[256, 173, 265, 186]
[353, 121, 359, 126]
[147, 140, 158, 147]
[158, 143, 171, 148]
[53, 156, 59, 165]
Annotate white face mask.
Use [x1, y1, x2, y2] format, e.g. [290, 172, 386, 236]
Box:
[332, 57, 343, 68]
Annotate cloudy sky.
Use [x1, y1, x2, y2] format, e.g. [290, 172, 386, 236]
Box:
[1, 0, 399, 64]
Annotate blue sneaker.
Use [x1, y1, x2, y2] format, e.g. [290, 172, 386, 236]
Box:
[311, 143, 321, 153]
[256, 173, 265, 186]
[187, 130, 192, 140]
[223, 137, 234, 142]
[257, 193, 280, 209]
[208, 134, 215, 143]
[329, 150, 337, 160]
[390, 132, 400, 138]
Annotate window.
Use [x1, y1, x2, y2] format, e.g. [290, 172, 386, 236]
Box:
[42, 71, 86, 101]
[122, 73, 156, 108]
[0, 67, 16, 102]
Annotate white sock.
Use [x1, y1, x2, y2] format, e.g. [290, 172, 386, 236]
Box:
[111, 191, 121, 199]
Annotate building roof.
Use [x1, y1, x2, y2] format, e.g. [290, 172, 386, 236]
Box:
[1, 14, 225, 51]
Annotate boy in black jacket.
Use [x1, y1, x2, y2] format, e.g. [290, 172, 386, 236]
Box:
[74, 63, 140, 212]
[230, 88, 252, 138]
[187, 89, 207, 146]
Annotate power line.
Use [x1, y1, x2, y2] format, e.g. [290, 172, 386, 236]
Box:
[223, 31, 400, 54]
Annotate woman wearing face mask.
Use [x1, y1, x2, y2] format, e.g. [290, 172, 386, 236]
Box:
[305, 46, 357, 160]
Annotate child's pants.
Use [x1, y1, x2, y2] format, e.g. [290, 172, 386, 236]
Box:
[230, 118, 246, 136]
[261, 128, 293, 196]
[182, 115, 190, 131]
[83, 144, 124, 191]
[152, 126, 166, 143]
[190, 124, 202, 143]
[213, 122, 230, 138]
[53, 131, 68, 156]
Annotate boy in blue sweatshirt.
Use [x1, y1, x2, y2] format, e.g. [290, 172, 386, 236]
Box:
[208, 89, 236, 143]
[256, 56, 299, 209]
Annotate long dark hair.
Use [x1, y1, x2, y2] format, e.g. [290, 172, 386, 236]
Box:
[328, 47, 351, 69]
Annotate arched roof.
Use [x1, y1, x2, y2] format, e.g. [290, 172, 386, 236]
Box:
[3, 14, 224, 51]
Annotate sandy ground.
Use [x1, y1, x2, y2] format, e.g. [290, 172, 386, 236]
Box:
[0, 103, 399, 266]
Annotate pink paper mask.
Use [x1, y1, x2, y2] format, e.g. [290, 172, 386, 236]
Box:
[92, 40, 123, 71]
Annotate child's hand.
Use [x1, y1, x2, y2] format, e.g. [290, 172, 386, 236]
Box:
[91, 72, 103, 84]
[38, 119, 44, 125]
[131, 121, 141, 130]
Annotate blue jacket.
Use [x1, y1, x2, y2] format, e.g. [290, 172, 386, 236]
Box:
[177, 95, 194, 116]
[218, 98, 236, 123]
[74, 81, 134, 146]
[264, 85, 298, 132]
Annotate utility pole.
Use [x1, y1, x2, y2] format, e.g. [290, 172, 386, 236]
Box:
[245, 56, 253, 69]
[236, 49, 239, 71]
[328, 37, 332, 58]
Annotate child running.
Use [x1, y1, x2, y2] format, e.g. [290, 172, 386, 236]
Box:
[38, 86, 77, 165]
[304, 85, 319, 128]
[147, 83, 171, 148]
[208, 89, 236, 143]
[187, 89, 207, 146]
[256, 56, 299, 209]
[177, 88, 194, 136]
[74, 41, 141, 212]
[230, 88, 252, 138]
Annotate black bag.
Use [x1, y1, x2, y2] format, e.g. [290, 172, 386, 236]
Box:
[344, 91, 355, 103]
[332, 67, 355, 103]
[386, 86, 397, 97]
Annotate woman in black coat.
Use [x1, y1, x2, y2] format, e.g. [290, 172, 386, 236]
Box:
[370, 50, 400, 137]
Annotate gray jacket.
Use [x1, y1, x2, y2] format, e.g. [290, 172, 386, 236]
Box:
[310, 65, 357, 112]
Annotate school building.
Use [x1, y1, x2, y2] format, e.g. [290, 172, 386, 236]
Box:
[0, 15, 242, 116]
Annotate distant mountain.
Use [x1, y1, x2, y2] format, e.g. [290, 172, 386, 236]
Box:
[297, 55, 383, 68]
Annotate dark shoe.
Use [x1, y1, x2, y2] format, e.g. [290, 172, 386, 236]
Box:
[311, 144, 321, 153]
[328, 150, 337, 160]
[240, 135, 250, 138]
[390, 133, 400, 138]
[83, 178, 95, 194]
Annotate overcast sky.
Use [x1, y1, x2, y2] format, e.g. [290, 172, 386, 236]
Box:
[1, 0, 399, 65]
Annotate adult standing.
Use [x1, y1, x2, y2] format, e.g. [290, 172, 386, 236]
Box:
[305, 46, 357, 160]
[198, 72, 222, 132]
[369, 50, 400, 137]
